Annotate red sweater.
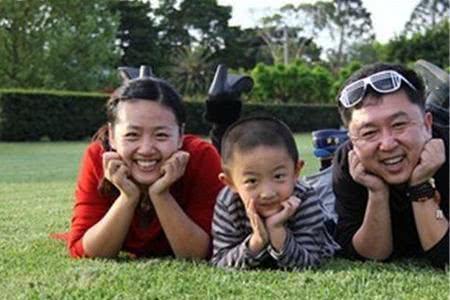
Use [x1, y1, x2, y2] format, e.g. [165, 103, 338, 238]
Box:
[68, 135, 223, 258]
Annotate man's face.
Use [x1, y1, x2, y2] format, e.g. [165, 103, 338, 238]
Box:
[348, 90, 432, 185]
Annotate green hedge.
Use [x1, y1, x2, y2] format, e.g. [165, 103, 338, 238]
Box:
[0, 90, 340, 141]
[0, 90, 107, 141]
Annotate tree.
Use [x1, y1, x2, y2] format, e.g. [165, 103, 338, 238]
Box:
[346, 41, 388, 65]
[0, 0, 49, 88]
[256, 3, 325, 64]
[111, 1, 163, 72]
[168, 45, 214, 96]
[314, 0, 375, 73]
[152, 0, 267, 90]
[0, 0, 119, 91]
[153, 0, 232, 65]
[386, 20, 449, 68]
[403, 0, 450, 36]
[44, 1, 120, 90]
[217, 27, 270, 71]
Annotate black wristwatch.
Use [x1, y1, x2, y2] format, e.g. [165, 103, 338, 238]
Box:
[406, 178, 436, 202]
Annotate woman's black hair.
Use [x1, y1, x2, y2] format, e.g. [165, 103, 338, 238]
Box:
[93, 77, 186, 150]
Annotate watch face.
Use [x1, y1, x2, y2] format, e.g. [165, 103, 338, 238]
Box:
[416, 196, 431, 203]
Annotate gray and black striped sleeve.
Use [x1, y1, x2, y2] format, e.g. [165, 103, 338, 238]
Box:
[210, 187, 269, 269]
[268, 182, 340, 269]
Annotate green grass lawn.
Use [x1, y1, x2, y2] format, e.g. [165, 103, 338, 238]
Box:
[0, 135, 448, 299]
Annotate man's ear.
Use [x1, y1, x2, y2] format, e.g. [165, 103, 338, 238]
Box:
[424, 111, 433, 137]
[295, 159, 305, 177]
[108, 123, 116, 150]
[218, 172, 237, 192]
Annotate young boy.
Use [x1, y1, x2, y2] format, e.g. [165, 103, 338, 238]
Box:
[211, 116, 339, 269]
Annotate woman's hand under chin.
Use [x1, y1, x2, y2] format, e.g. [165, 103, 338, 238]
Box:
[148, 151, 190, 198]
[102, 151, 141, 202]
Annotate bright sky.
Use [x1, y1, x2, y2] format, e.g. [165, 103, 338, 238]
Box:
[217, 0, 421, 43]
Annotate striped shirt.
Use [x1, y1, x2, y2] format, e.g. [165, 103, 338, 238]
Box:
[210, 181, 340, 269]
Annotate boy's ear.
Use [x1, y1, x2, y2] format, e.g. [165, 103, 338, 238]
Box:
[108, 123, 117, 150]
[295, 159, 305, 177]
[218, 172, 237, 192]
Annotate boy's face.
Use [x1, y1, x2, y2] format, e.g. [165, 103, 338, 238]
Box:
[220, 145, 303, 218]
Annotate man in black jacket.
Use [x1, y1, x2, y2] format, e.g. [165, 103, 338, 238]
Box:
[332, 62, 448, 269]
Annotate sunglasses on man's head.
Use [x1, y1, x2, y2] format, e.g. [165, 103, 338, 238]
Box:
[338, 70, 417, 108]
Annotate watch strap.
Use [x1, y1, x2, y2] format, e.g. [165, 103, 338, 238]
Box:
[406, 179, 436, 202]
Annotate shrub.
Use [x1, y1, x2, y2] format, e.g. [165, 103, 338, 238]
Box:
[0, 90, 106, 141]
[250, 61, 334, 104]
[0, 90, 341, 141]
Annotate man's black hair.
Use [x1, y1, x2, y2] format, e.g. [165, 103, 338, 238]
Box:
[337, 63, 426, 127]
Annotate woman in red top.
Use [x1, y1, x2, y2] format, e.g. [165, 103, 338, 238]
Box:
[68, 74, 223, 259]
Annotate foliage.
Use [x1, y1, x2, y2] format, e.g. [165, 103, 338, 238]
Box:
[251, 62, 335, 104]
[218, 27, 271, 70]
[256, 3, 325, 64]
[314, 0, 375, 72]
[167, 46, 214, 96]
[330, 60, 363, 100]
[386, 20, 449, 68]
[0, 90, 107, 141]
[403, 0, 449, 36]
[111, 1, 163, 73]
[346, 41, 388, 65]
[0, 0, 120, 91]
[153, 0, 233, 76]
[2, 0, 446, 101]
[0, 89, 340, 141]
[0, 142, 448, 299]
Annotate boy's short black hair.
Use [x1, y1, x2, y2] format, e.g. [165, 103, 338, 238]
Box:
[221, 116, 298, 170]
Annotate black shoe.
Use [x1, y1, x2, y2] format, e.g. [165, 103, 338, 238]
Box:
[204, 64, 253, 124]
[414, 59, 449, 128]
[204, 64, 254, 152]
[118, 65, 154, 81]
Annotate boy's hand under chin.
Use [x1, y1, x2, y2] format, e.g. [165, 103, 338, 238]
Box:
[266, 196, 301, 228]
[265, 196, 302, 252]
[244, 198, 269, 255]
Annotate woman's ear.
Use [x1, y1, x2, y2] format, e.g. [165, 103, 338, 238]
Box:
[108, 123, 117, 150]
[218, 172, 237, 192]
[178, 124, 185, 149]
[295, 159, 305, 177]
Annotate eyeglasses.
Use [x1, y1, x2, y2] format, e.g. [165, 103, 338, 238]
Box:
[339, 70, 417, 108]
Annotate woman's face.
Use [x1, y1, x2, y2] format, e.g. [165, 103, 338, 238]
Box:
[109, 99, 182, 186]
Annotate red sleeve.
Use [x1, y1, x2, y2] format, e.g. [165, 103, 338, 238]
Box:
[181, 136, 224, 237]
[68, 142, 112, 258]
